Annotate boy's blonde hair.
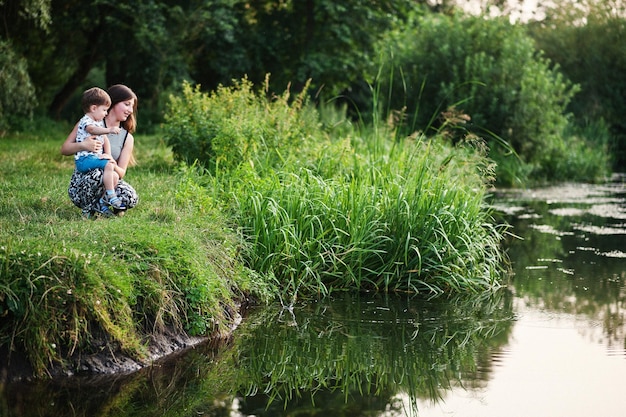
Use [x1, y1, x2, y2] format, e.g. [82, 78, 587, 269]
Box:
[82, 87, 111, 113]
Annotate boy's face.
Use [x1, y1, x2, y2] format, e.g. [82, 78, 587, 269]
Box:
[90, 104, 109, 121]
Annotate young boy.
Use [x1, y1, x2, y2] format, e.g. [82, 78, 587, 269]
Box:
[74, 87, 126, 211]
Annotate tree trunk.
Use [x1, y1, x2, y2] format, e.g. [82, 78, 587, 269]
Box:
[48, 24, 104, 119]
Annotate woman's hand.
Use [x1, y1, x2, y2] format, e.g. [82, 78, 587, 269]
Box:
[60, 123, 103, 156]
[83, 136, 102, 153]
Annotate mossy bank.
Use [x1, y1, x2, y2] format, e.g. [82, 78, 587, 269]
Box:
[0, 127, 273, 380]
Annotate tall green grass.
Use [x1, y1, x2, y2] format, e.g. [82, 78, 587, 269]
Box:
[164, 78, 509, 300]
[233, 135, 505, 297]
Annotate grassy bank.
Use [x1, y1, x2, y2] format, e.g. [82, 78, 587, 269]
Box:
[0, 124, 272, 377]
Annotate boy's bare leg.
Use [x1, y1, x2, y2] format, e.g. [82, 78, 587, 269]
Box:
[103, 162, 116, 191]
[101, 161, 125, 210]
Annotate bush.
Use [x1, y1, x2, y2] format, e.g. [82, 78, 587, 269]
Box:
[529, 1, 626, 169]
[163, 77, 323, 174]
[0, 41, 37, 133]
[373, 12, 608, 185]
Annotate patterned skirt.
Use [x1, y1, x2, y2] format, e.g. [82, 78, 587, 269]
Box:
[68, 169, 138, 215]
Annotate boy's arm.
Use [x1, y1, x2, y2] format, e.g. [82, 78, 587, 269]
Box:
[102, 135, 111, 156]
[85, 124, 121, 135]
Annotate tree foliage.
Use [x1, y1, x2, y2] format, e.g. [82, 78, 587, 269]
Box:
[1, 0, 423, 125]
[374, 12, 586, 183]
[529, 0, 626, 167]
[236, 0, 418, 97]
[0, 41, 36, 132]
[0, 0, 49, 131]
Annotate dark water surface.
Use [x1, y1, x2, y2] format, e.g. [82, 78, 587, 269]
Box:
[2, 176, 625, 417]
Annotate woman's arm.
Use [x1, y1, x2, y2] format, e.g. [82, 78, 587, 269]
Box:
[60, 123, 102, 156]
[114, 133, 134, 179]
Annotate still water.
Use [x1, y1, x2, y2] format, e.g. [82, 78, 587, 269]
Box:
[2, 176, 625, 417]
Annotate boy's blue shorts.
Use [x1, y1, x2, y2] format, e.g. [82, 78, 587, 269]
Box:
[75, 155, 109, 173]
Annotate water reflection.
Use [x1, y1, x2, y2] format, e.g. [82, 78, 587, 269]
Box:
[413, 177, 626, 416]
[233, 292, 514, 416]
[1, 292, 515, 417]
[2, 338, 240, 417]
[414, 303, 626, 417]
[494, 175, 626, 349]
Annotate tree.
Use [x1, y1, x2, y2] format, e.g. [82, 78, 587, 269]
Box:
[376, 12, 583, 183]
[2, 0, 194, 122]
[0, 0, 50, 129]
[529, 0, 626, 168]
[238, 0, 420, 98]
[0, 0, 444, 124]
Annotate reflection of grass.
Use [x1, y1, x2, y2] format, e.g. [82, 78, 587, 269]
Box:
[3, 293, 515, 416]
[4, 339, 241, 417]
[234, 292, 515, 414]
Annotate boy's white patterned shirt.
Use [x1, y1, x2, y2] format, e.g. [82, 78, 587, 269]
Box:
[75, 114, 105, 160]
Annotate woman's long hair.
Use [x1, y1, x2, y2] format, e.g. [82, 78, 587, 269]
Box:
[107, 84, 138, 133]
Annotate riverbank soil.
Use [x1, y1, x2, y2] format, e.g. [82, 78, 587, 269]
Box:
[0, 310, 242, 383]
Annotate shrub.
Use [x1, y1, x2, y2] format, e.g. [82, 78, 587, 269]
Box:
[529, 0, 626, 169]
[373, 12, 606, 184]
[164, 77, 323, 175]
[0, 41, 37, 133]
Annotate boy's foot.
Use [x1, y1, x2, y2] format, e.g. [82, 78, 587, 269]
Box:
[82, 209, 96, 220]
[96, 199, 116, 217]
[101, 194, 126, 210]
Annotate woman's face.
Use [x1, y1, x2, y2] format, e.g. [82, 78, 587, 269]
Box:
[109, 98, 135, 121]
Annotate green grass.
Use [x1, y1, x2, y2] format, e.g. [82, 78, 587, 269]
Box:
[0, 123, 272, 377]
[232, 135, 506, 298]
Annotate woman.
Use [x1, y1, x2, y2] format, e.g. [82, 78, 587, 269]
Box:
[61, 84, 139, 217]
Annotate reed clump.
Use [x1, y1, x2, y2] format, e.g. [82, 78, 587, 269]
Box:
[164, 78, 509, 300]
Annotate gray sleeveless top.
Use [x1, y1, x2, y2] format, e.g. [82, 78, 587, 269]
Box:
[104, 121, 128, 161]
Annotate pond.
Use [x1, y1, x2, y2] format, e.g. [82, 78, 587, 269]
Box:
[2, 175, 625, 417]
